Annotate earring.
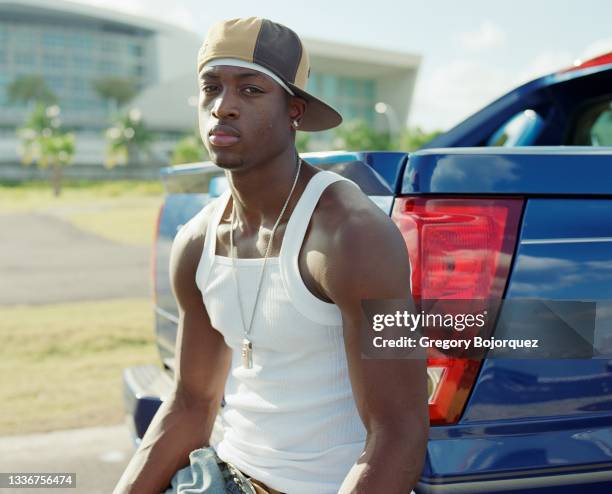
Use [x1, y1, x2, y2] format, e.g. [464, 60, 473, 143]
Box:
[292, 119, 300, 128]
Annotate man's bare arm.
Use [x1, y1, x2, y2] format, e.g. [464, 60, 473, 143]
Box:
[113, 203, 232, 494]
[319, 184, 429, 494]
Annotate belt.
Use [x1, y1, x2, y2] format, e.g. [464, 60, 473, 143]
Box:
[218, 456, 285, 494]
[247, 477, 284, 494]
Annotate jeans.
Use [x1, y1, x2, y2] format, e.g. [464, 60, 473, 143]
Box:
[162, 446, 250, 494]
[162, 446, 415, 494]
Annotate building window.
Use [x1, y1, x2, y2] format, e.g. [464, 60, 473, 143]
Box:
[306, 72, 320, 94]
[71, 77, 88, 94]
[99, 60, 120, 73]
[128, 43, 143, 57]
[364, 80, 375, 99]
[72, 55, 95, 70]
[0, 24, 9, 44]
[321, 74, 338, 100]
[43, 54, 65, 69]
[131, 64, 144, 77]
[101, 38, 119, 52]
[42, 31, 66, 48]
[72, 34, 94, 50]
[14, 51, 36, 66]
[46, 75, 64, 91]
[309, 73, 377, 127]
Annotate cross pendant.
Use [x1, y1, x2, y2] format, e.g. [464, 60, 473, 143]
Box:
[241, 338, 253, 369]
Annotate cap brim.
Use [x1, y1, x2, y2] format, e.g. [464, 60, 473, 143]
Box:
[286, 83, 343, 132]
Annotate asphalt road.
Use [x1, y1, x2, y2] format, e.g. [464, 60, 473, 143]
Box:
[0, 212, 150, 305]
[0, 423, 134, 493]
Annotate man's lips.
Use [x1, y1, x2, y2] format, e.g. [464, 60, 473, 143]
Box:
[209, 125, 240, 147]
[209, 134, 240, 146]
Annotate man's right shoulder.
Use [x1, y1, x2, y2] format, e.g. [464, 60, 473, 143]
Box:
[170, 196, 221, 267]
[174, 195, 223, 246]
[169, 196, 224, 301]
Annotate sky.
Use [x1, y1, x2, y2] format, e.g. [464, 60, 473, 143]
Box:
[72, 0, 612, 131]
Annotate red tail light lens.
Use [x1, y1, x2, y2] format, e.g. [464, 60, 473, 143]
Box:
[391, 196, 523, 424]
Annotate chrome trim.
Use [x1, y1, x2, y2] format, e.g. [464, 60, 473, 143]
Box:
[418, 467, 612, 493]
[158, 338, 174, 354]
[154, 306, 179, 325]
[415, 146, 612, 156]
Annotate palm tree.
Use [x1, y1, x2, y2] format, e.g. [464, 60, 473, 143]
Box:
[104, 108, 153, 168]
[92, 77, 138, 116]
[171, 134, 208, 165]
[7, 75, 57, 111]
[17, 103, 75, 197]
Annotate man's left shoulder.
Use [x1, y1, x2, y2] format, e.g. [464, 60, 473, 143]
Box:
[313, 175, 408, 269]
[316, 174, 382, 221]
[316, 174, 400, 247]
[314, 175, 411, 301]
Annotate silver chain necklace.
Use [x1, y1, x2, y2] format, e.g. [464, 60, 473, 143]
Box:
[230, 154, 302, 369]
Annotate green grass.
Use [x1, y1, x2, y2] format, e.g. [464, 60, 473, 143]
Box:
[0, 298, 160, 436]
[0, 179, 165, 245]
[0, 179, 164, 205]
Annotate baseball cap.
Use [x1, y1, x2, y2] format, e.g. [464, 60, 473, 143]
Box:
[197, 17, 343, 132]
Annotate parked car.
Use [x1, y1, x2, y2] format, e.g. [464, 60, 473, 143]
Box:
[123, 53, 612, 492]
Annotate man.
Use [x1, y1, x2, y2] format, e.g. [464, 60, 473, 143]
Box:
[114, 17, 428, 494]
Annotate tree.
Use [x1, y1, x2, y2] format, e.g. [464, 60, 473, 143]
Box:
[7, 75, 57, 109]
[398, 127, 443, 151]
[104, 108, 153, 168]
[295, 131, 311, 153]
[17, 103, 75, 197]
[93, 77, 138, 115]
[171, 134, 208, 165]
[330, 119, 444, 153]
[333, 119, 394, 151]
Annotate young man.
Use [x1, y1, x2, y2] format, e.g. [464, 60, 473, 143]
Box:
[114, 17, 428, 494]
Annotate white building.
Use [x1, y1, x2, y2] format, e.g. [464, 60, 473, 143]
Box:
[0, 0, 420, 166]
[0, 0, 200, 166]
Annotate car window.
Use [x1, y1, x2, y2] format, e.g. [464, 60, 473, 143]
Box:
[487, 109, 544, 146]
[569, 98, 612, 146]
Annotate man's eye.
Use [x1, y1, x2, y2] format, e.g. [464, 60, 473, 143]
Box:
[200, 84, 217, 94]
[243, 86, 262, 95]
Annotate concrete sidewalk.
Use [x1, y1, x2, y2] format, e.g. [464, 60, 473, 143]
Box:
[0, 423, 134, 493]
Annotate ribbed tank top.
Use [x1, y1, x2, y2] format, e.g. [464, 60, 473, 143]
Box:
[194, 170, 367, 494]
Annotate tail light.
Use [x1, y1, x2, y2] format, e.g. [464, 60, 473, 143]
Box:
[391, 196, 523, 424]
[151, 202, 165, 307]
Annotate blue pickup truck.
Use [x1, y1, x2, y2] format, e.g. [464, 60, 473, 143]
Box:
[123, 53, 612, 492]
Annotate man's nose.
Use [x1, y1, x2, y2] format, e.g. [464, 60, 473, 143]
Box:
[211, 88, 239, 120]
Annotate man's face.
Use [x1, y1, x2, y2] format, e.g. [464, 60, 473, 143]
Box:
[198, 65, 298, 170]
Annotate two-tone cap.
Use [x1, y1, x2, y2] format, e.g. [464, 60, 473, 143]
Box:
[197, 17, 342, 132]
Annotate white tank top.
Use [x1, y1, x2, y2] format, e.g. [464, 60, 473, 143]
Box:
[195, 170, 367, 494]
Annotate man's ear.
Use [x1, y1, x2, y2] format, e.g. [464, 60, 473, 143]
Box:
[288, 95, 307, 123]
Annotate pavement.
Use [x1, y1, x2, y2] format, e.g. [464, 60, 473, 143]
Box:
[0, 423, 134, 493]
[0, 212, 150, 305]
